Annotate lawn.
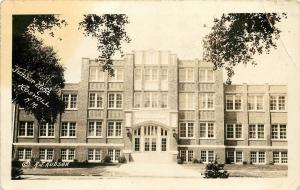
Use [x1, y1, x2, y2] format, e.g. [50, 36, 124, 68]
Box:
[183, 164, 288, 178]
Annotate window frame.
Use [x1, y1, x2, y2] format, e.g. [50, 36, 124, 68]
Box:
[250, 151, 266, 164]
[88, 149, 102, 162]
[62, 94, 78, 110]
[107, 121, 123, 138]
[88, 121, 103, 138]
[179, 122, 195, 139]
[270, 95, 287, 112]
[225, 95, 242, 111]
[273, 151, 288, 165]
[199, 122, 215, 139]
[226, 151, 243, 164]
[180, 150, 194, 163]
[17, 148, 32, 161]
[248, 124, 265, 140]
[199, 93, 215, 110]
[39, 122, 55, 138]
[39, 149, 54, 161]
[226, 124, 243, 140]
[199, 69, 215, 83]
[18, 121, 34, 137]
[88, 92, 104, 109]
[179, 93, 195, 110]
[247, 95, 264, 111]
[179, 68, 194, 82]
[108, 93, 123, 109]
[271, 124, 287, 140]
[108, 149, 121, 162]
[60, 148, 75, 162]
[200, 150, 215, 163]
[60, 122, 76, 138]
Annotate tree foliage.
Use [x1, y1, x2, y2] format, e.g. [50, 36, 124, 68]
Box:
[12, 15, 67, 123]
[79, 14, 131, 76]
[203, 13, 287, 84]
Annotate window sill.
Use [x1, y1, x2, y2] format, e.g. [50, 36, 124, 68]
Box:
[18, 136, 34, 138]
[39, 137, 55, 139]
[88, 108, 104, 110]
[199, 138, 216, 140]
[88, 160, 102, 163]
[198, 81, 215, 83]
[248, 110, 265, 112]
[107, 108, 123, 110]
[225, 110, 243, 112]
[270, 110, 287, 113]
[179, 137, 196, 140]
[64, 109, 78, 111]
[107, 136, 123, 139]
[226, 138, 244, 141]
[199, 109, 215, 111]
[271, 139, 287, 142]
[60, 137, 77, 139]
[249, 139, 266, 141]
[89, 81, 105, 83]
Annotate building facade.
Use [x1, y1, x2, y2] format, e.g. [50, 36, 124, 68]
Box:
[12, 50, 288, 165]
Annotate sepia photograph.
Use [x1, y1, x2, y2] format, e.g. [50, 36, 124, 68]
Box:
[1, 0, 300, 190]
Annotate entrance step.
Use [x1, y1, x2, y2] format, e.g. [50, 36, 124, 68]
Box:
[130, 152, 175, 164]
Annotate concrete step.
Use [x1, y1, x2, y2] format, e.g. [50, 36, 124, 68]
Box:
[131, 152, 174, 164]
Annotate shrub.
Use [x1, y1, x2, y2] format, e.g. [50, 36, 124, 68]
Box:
[249, 161, 253, 165]
[11, 167, 23, 179]
[103, 155, 111, 163]
[242, 161, 247, 165]
[225, 158, 232, 164]
[177, 157, 183, 164]
[192, 158, 199, 163]
[199, 159, 203, 164]
[12, 160, 22, 168]
[118, 156, 126, 163]
[203, 162, 229, 178]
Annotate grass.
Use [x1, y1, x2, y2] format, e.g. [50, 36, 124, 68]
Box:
[183, 163, 288, 178]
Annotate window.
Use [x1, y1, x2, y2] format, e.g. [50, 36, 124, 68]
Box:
[108, 93, 122, 108]
[248, 95, 264, 111]
[134, 68, 142, 80]
[179, 123, 194, 138]
[61, 149, 75, 161]
[108, 149, 121, 162]
[108, 68, 123, 81]
[226, 95, 242, 110]
[179, 68, 194, 82]
[199, 122, 215, 139]
[271, 124, 287, 140]
[88, 121, 102, 137]
[39, 123, 54, 137]
[227, 151, 243, 163]
[134, 92, 142, 108]
[180, 150, 194, 162]
[250, 152, 265, 164]
[161, 68, 168, 81]
[88, 149, 101, 162]
[144, 68, 158, 81]
[161, 93, 168, 108]
[226, 124, 242, 139]
[39, 149, 54, 161]
[200, 150, 215, 163]
[89, 67, 104, 82]
[17, 148, 32, 161]
[107, 121, 122, 137]
[249, 124, 264, 139]
[273, 152, 288, 164]
[144, 92, 159, 108]
[89, 92, 103, 108]
[62, 94, 77, 109]
[18, 121, 34, 137]
[179, 93, 194, 110]
[199, 93, 214, 110]
[61, 122, 76, 137]
[270, 95, 286, 111]
[199, 69, 214, 82]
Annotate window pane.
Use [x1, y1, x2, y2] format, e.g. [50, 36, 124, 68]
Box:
[250, 152, 257, 163]
[199, 93, 206, 109]
[115, 122, 122, 136]
[273, 152, 280, 163]
[235, 124, 242, 138]
[108, 94, 115, 108]
[270, 96, 277, 110]
[226, 124, 234, 139]
[61, 123, 68, 136]
[227, 151, 234, 163]
[152, 93, 158, 108]
[89, 93, 95, 107]
[161, 69, 168, 80]
[281, 152, 288, 164]
[62, 94, 69, 109]
[26, 122, 34, 136]
[116, 94, 122, 108]
[257, 124, 264, 139]
[248, 96, 255, 110]
[258, 152, 265, 163]
[256, 96, 263, 110]
[39, 149, 46, 160]
[207, 70, 214, 82]
[249, 124, 256, 139]
[226, 95, 234, 110]
[134, 68, 141, 80]
[235, 95, 242, 110]
[186, 69, 194, 82]
[207, 123, 214, 138]
[152, 69, 158, 80]
[200, 151, 207, 163]
[144, 92, 151, 107]
[70, 95, 77, 108]
[271, 125, 278, 139]
[280, 124, 287, 139]
[161, 93, 168, 108]
[187, 123, 194, 137]
[96, 93, 103, 108]
[89, 67, 97, 81]
[199, 123, 206, 138]
[179, 123, 186, 138]
[278, 96, 286, 110]
[40, 123, 47, 136]
[134, 93, 141, 108]
[107, 122, 114, 136]
[199, 69, 206, 82]
[208, 151, 214, 163]
[69, 123, 76, 136]
[236, 152, 243, 163]
[19, 122, 26, 136]
[145, 68, 151, 81]
[179, 69, 186, 82]
[48, 123, 54, 136]
[188, 150, 193, 162]
[207, 94, 214, 109]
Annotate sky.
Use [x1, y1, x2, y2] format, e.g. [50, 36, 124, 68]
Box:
[36, 1, 294, 85]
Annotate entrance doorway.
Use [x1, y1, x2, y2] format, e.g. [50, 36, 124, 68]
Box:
[133, 125, 169, 152]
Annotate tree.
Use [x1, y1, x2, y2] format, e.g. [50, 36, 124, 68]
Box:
[79, 14, 131, 76]
[203, 13, 287, 84]
[12, 15, 67, 123]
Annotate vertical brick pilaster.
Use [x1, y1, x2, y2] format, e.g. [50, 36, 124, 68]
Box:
[264, 84, 271, 146]
[194, 59, 199, 144]
[215, 69, 224, 145]
[242, 83, 249, 146]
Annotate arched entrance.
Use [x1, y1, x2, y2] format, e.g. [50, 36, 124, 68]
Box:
[133, 124, 169, 152]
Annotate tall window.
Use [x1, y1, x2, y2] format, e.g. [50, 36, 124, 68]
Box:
[200, 150, 215, 163]
[88, 121, 102, 137]
[249, 124, 264, 139]
[271, 124, 287, 140]
[226, 124, 242, 139]
[17, 148, 32, 161]
[144, 68, 158, 81]
[62, 94, 77, 109]
[89, 92, 103, 108]
[134, 68, 142, 80]
[89, 67, 105, 82]
[108, 93, 122, 108]
[61, 122, 76, 137]
[88, 149, 101, 162]
[179, 68, 194, 82]
[161, 93, 168, 108]
[134, 92, 142, 108]
[108, 149, 121, 162]
[161, 68, 168, 81]
[179, 122, 194, 138]
[179, 93, 194, 110]
[61, 149, 75, 161]
[248, 95, 264, 111]
[250, 152, 265, 164]
[39, 123, 54, 137]
[226, 95, 242, 110]
[199, 93, 214, 110]
[199, 69, 214, 82]
[270, 95, 286, 111]
[199, 122, 215, 139]
[39, 149, 54, 161]
[108, 68, 123, 82]
[144, 92, 159, 108]
[273, 152, 288, 164]
[18, 121, 34, 137]
[227, 151, 243, 163]
[180, 150, 194, 162]
[107, 121, 122, 137]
